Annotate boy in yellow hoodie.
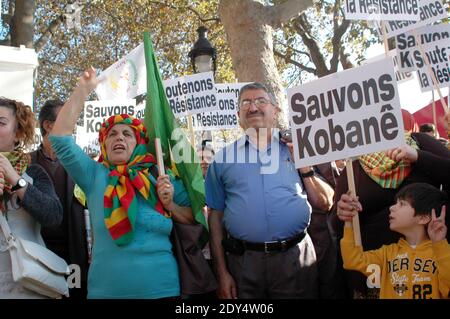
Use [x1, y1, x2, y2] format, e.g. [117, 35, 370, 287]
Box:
[336, 182, 449, 299]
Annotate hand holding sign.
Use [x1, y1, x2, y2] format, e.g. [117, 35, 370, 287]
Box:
[336, 191, 362, 222]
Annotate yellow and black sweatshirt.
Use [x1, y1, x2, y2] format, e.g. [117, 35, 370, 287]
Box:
[341, 227, 450, 299]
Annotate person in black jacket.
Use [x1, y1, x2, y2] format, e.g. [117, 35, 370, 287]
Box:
[29, 99, 89, 299]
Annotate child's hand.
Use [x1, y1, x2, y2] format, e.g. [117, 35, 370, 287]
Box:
[336, 191, 362, 222]
[428, 206, 447, 243]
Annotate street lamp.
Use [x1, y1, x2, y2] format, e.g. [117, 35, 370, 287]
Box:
[188, 26, 217, 147]
[188, 26, 217, 75]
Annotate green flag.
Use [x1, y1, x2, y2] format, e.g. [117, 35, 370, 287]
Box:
[143, 32, 207, 229]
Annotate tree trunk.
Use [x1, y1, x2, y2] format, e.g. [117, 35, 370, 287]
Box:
[219, 0, 311, 128]
[11, 0, 35, 48]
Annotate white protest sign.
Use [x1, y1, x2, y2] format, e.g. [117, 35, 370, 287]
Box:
[384, 0, 447, 38]
[343, 0, 421, 21]
[75, 126, 100, 156]
[396, 36, 450, 92]
[365, 49, 414, 84]
[192, 83, 247, 131]
[77, 99, 143, 153]
[396, 24, 450, 61]
[163, 71, 218, 118]
[287, 58, 404, 168]
[95, 43, 146, 100]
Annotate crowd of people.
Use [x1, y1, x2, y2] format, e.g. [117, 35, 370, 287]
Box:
[0, 68, 449, 299]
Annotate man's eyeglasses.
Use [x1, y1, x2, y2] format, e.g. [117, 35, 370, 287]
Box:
[239, 97, 271, 110]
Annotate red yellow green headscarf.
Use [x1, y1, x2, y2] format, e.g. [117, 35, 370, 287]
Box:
[99, 114, 169, 246]
[358, 133, 419, 189]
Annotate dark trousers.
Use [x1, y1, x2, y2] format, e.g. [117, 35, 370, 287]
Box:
[225, 234, 318, 299]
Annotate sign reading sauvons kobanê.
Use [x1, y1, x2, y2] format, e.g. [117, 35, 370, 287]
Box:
[287, 58, 405, 169]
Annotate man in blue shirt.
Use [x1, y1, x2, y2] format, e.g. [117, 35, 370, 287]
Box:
[206, 83, 334, 298]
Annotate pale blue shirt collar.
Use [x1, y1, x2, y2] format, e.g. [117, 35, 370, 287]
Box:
[238, 128, 281, 150]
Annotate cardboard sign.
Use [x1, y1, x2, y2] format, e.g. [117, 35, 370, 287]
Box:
[287, 58, 405, 168]
[163, 72, 218, 118]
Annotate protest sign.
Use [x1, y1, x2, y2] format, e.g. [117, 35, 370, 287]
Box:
[163, 72, 218, 118]
[95, 43, 146, 100]
[365, 50, 414, 84]
[77, 99, 143, 153]
[344, 0, 421, 21]
[384, 0, 447, 38]
[287, 58, 405, 168]
[396, 24, 450, 54]
[397, 37, 450, 92]
[192, 83, 246, 131]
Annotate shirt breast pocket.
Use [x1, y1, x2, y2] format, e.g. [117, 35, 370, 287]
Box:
[279, 158, 302, 192]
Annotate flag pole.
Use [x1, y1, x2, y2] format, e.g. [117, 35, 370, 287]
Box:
[187, 115, 196, 147]
[155, 138, 165, 176]
[345, 158, 362, 246]
[380, 21, 389, 57]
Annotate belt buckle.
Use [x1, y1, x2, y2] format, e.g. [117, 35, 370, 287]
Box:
[280, 240, 288, 251]
[264, 240, 278, 253]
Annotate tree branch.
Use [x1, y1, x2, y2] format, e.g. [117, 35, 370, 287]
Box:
[293, 14, 330, 77]
[1, 13, 12, 26]
[274, 49, 316, 75]
[34, 15, 65, 52]
[329, 1, 350, 72]
[147, 1, 220, 23]
[274, 39, 311, 59]
[270, 0, 314, 28]
[339, 48, 354, 70]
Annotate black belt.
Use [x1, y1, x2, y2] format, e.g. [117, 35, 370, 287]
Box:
[233, 231, 306, 253]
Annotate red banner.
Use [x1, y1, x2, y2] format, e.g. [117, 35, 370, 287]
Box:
[413, 96, 448, 138]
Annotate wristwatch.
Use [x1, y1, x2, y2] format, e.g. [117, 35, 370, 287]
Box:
[11, 178, 27, 192]
[300, 170, 315, 178]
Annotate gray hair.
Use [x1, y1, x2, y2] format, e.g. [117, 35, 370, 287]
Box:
[238, 82, 277, 109]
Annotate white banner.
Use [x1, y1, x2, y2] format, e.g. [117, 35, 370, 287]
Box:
[95, 43, 146, 100]
[384, 0, 447, 38]
[163, 72, 218, 118]
[287, 58, 404, 168]
[343, 0, 421, 21]
[77, 99, 144, 153]
[192, 83, 247, 131]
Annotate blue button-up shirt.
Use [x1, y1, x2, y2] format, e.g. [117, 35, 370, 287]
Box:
[205, 129, 311, 242]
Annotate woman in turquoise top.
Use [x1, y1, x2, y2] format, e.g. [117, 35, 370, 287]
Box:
[49, 67, 194, 298]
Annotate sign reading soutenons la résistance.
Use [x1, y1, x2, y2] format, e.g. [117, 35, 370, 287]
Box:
[192, 83, 248, 131]
[343, 0, 421, 21]
[287, 58, 405, 169]
[384, 0, 447, 38]
[163, 71, 218, 118]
